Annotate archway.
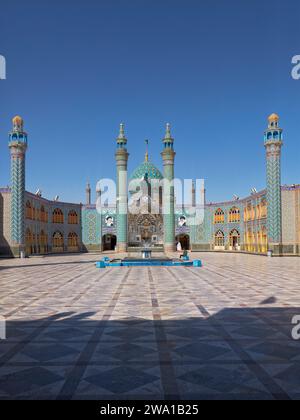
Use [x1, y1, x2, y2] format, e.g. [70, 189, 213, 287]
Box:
[229, 229, 240, 251]
[102, 234, 117, 251]
[25, 228, 33, 255]
[214, 230, 225, 250]
[40, 230, 48, 254]
[52, 231, 64, 253]
[176, 234, 190, 251]
[68, 232, 79, 252]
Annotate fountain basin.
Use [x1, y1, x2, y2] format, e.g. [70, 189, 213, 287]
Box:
[96, 257, 202, 268]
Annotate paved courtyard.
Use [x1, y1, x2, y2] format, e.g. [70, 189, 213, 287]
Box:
[0, 252, 300, 400]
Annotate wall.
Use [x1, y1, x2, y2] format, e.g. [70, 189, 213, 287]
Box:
[282, 186, 300, 255]
[24, 192, 82, 255]
[0, 189, 12, 256]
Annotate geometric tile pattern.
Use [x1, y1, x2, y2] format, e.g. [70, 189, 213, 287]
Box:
[10, 151, 26, 246]
[116, 149, 129, 248]
[265, 139, 283, 244]
[1, 253, 300, 400]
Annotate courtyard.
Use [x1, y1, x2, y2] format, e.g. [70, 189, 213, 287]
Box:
[0, 252, 300, 400]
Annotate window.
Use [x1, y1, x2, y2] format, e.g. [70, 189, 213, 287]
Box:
[260, 199, 267, 218]
[25, 228, 33, 245]
[68, 232, 78, 247]
[53, 231, 64, 248]
[53, 208, 64, 224]
[68, 210, 78, 225]
[40, 206, 48, 223]
[26, 201, 32, 219]
[214, 208, 225, 224]
[40, 230, 48, 246]
[215, 230, 225, 247]
[229, 207, 240, 223]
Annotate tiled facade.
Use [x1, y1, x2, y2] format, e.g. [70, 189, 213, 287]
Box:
[1, 114, 300, 257]
[0, 188, 82, 257]
[24, 192, 82, 256]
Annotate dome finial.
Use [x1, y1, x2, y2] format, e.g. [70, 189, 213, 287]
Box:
[165, 123, 171, 138]
[144, 139, 149, 162]
[163, 122, 174, 146]
[268, 113, 280, 129]
[12, 115, 24, 132]
[118, 123, 125, 138]
[117, 122, 127, 145]
[164, 122, 173, 140]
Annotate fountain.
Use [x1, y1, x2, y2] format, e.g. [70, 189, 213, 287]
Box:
[95, 239, 202, 268]
[141, 239, 153, 259]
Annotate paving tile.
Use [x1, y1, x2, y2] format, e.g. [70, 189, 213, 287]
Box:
[0, 252, 300, 399]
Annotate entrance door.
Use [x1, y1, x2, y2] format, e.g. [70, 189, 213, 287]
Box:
[229, 229, 240, 251]
[103, 234, 117, 251]
[176, 234, 190, 251]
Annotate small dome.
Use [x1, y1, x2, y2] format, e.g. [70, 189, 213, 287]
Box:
[130, 161, 163, 181]
[12, 115, 23, 125]
[268, 113, 279, 122]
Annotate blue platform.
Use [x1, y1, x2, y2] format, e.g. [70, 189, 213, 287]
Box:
[96, 257, 202, 268]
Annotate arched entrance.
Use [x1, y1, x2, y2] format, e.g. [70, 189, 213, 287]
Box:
[229, 229, 240, 251]
[176, 234, 190, 251]
[214, 230, 225, 250]
[102, 234, 117, 251]
[52, 231, 64, 253]
[68, 232, 79, 252]
[25, 228, 34, 255]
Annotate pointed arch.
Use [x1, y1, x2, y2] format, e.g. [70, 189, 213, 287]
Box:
[40, 205, 48, 223]
[68, 232, 79, 251]
[52, 231, 64, 252]
[40, 230, 48, 253]
[53, 208, 64, 224]
[68, 210, 78, 225]
[26, 201, 33, 220]
[229, 207, 240, 223]
[25, 228, 34, 255]
[214, 230, 225, 249]
[229, 229, 240, 250]
[214, 208, 225, 224]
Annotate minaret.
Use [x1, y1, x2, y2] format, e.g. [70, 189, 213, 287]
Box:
[192, 180, 196, 207]
[115, 123, 129, 252]
[161, 123, 176, 253]
[9, 116, 28, 257]
[264, 113, 283, 253]
[86, 182, 91, 205]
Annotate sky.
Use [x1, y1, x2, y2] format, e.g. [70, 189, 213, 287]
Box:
[0, 0, 299, 204]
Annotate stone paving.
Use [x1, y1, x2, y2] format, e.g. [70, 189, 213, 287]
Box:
[0, 252, 300, 400]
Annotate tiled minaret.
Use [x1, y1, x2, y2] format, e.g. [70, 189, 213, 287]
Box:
[86, 182, 91, 205]
[264, 113, 283, 254]
[9, 116, 28, 257]
[115, 123, 129, 252]
[161, 123, 176, 253]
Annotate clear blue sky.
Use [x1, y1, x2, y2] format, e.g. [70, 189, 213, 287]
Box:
[0, 0, 299, 203]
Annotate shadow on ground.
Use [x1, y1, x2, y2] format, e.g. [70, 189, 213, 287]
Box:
[0, 307, 300, 400]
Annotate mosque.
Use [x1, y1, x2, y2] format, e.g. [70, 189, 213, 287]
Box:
[0, 114, 299, 258]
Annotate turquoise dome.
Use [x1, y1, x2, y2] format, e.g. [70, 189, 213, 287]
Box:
[130, 161, 163, 181]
